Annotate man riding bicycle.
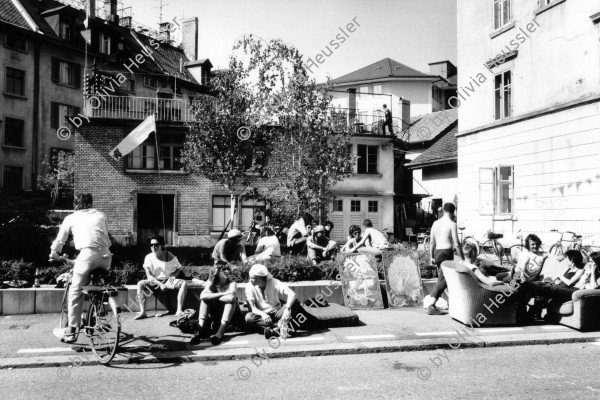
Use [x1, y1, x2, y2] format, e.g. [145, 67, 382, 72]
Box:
[50, 193, 112, 343]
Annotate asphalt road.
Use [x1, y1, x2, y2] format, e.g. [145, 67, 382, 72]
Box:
[1, 342, 599, 400]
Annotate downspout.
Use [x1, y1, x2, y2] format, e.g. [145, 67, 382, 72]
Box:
[33, 44, 40, 188]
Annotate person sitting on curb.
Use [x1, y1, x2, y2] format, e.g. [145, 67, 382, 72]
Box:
[248, 226, 281, 262]
[307, 225, 337, 266]
[286, 213, 314, 255]
[244, 264, 304, 339]
[135, 236, 187, 320]
[323, 221, 336, 240]
[341, 224, 363, 253]
[212, 229, 247, 266]
[190, 264, 243, 345]
[353, 219, 390, 257]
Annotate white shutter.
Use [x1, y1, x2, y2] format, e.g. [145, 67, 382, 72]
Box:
[479, 167, 495, 216]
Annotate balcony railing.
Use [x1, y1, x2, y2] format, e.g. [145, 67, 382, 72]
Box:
[325, 108, 404, 136]
[84, 95, 195, 122]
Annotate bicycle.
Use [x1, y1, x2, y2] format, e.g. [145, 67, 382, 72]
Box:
[480, 231, 508, 266]
[507, 230, 526, 266]
[54, 256, 121, 365]
[548, 229, 593, 262]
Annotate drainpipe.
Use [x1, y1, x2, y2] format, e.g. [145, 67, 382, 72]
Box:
[32, 44, 40, 188]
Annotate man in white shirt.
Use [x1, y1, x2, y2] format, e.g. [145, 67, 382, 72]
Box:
[245, 264, 304, 338]
[286, 213, 313, 254]
[50, 193, 112, 342]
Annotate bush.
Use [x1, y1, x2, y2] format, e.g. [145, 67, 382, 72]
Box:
[0, 259, 36, 282]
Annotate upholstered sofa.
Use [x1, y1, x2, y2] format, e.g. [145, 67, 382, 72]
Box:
[441, 261, 518, 326]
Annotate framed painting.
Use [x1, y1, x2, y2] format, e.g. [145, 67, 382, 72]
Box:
[337, 252, 384, 309]
[382, 249, 424, 308]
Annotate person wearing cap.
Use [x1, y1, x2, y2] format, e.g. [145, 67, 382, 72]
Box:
[212, 229, 247, 265]
[244, 264, 304, 338]
[307, 225, 337, 266]
[248, 226, 281, 262]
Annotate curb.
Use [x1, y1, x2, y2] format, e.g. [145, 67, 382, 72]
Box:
[3, 334, 600, 370]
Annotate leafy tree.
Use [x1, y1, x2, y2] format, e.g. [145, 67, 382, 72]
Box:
[38, 150, 74, 207]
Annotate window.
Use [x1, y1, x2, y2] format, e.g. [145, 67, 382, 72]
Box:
[212, 195, 232, 231]
[357, 144, 378, 174]
[158, 133, 183, 170]
[478, 166, 514, 216]
[493, 0, 512, 30]
[496, 166, 513, 214]
[5, 35, 27, 51]
[240, 198, 266, 229]
[59, 22, 72, 41]
[3, 166, 23, 190]
[51, 103, 80, 129]
[368, 201, 378, 213]
[52, 58, 81, 88]
[128, 79, 136, 93]
[99, 33, 111, 54]
[128, 144, 156, 169]
[372, 84, 382, 95]
[358, 86, 368, 98]
[350, 200, 361, 212]
[3, 117, 24, 147]
[494, 71, 512, 120]
[6, 67, 25, 96]
[333, 199, 343, 212]
[144, 76, 159, 89]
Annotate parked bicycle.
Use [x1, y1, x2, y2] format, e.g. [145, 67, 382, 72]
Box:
[507, 230, 527, 266]
[54, 256, 121, 365]
[548, 229, 596, 262]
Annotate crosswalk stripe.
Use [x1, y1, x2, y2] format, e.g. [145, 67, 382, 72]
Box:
[18, 347, 74, 354]
[280, 337, 325, 343]
[540, 326, 565, 330]
[223, 340, 249, 345]
[346, 334, 395, 340]
[476, 328, 523, 333]
[414, 331, 459, 336]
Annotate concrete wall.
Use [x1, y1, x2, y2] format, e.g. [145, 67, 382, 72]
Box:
[457, 0, 600, 132]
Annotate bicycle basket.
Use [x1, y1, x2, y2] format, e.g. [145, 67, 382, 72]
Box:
[487, 232, 503, 240]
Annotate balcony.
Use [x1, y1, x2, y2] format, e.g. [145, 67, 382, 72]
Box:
[324, 108, 405, 137]
[84, 95, 195, 122]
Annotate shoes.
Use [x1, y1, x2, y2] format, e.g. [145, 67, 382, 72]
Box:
[264, 327, 280, 339]
[210, 335, 222, 345]
[54, 327, 77, 343]
[427, 305, 447, 315]
[423, 295, 435, 309]
[435, 297, 449, 310]
[190, 334, 202, 345]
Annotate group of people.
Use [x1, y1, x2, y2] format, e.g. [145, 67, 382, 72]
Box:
[423, 202, 600, 323]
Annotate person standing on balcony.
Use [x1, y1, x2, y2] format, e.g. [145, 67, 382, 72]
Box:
[381, 104, 393, 135]
[424, 202, 465, 315]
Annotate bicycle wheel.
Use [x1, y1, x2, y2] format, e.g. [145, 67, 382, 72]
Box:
[463, 236, 480, 255]
[87, 298, 120, 365]
[548, 243, 564, 257]
[482, 240, 504, 263]
[508, 245, 526, 266]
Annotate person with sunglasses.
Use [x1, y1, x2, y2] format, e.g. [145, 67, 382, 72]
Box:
[190, 264, 243, 345]
[134, 235, 187, 319]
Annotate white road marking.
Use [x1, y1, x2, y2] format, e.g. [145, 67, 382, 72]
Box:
[346, 334, 396, 340]
[17, 347, 74, 354]
[591, 342, 600, 346]
[414, 331, 459, 336]
[223, 340, 249, 345]
[476, 328, 523, 333]
[280, 337, 325, 343]
[540, 326, 565, 330]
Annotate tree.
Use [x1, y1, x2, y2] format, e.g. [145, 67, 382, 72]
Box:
[38, 150, 74, 207]
[234, 35, 355, 222]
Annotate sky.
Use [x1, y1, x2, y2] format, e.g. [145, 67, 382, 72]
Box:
[123, 0, 457, 82]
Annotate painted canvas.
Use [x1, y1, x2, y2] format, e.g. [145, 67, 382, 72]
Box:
[382, 249, 424, 307]
[338, 253, 384, 309]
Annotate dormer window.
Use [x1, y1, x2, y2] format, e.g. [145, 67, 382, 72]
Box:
[59, 22, 72, 41]
[99, 33, 111, 55]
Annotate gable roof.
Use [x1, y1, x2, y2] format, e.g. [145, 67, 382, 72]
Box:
[0, 0, 32, 30]
[332, 58, 438, 85]
[404, 108, 458, 143]
[405, 124, 458, 169]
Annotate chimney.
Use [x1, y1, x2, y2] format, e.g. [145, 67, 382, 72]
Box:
[182, 17, 198, 61]
[347, 88, 357, 123]
[158, 22, 171, 43]
[399, 98, 411, 132]
[103, 0, 118, 25]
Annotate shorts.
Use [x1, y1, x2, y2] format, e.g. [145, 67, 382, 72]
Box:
[140, 276, 186, 290]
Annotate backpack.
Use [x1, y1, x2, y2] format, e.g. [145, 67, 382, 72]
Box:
[169, 309, 200, 334]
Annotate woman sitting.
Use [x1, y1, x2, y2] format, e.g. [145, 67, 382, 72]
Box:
[517, 250, 586, 322]
[460, 242, 503, 286]
[190, 264, 242, 345]
[248, 226, 281, 262]
[574, 251, 600, 290]
[307, 225, 337, 266]
[341, 224, 362, 253]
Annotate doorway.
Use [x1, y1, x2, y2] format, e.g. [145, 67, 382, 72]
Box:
[136, 193, 176, 245]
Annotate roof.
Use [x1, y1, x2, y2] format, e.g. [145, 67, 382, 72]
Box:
[404, 108, 458, 143]
[405, 124, 458, 169]
[0, 0, 31, 30]
[332, 58, 438, 85]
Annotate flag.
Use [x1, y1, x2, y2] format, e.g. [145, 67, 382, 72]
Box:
[109, 115, 156, 161]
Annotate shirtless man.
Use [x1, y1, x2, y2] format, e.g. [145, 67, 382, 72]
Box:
[424, 202, 465, 315]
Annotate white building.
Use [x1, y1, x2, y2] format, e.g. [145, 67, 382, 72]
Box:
[456, 0, 600, 244]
